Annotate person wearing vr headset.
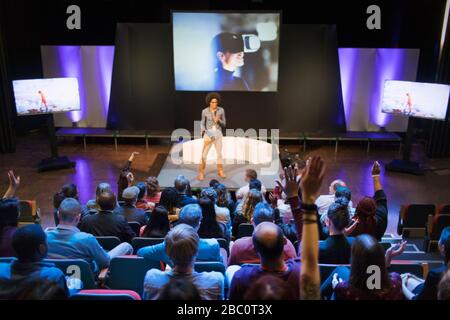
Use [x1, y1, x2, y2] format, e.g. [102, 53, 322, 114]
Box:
[211, 32, 250, 91]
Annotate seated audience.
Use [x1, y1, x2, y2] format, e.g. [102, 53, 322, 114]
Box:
[318, 197, 354, 264]
[79, 190, 136, 243]
[201, 187, 231, 230]
[53, 183, 90, 226]
[159, 187, 181, 222]
[268, 192, 298, 246]
[243, 274, 296, 300]
[235, 169, 267, 200]
[0, 224, 68, 293]
[158, 277, 202, 300]
[0, 198, 20, 257]
[115, 186, 148, 226]
[233, 189, 263, 238]
[348, 161, 388, 241]
[86, 182, 113, 211]
[402, 226, 450, 300]
[321, 234, 406, 300]
[143, 224, 224, 300]
[141, 205, 170, 238]
[138, 204, 221, 266]
[228, 222, 300, 300]
[135, 182, 151, 211]
[197, 197, 230, 243]
[46, 198, 133, 273]
[145, 176, 161, 206]
[117, 151, 139, 202]
[174, 175, 197, 207]
[315, 179, 354, 217]
[214, 183, 236, 220]
[0, 278, 68, 300]
[229, 203, 296, 265]
[438, 268, 450, 300]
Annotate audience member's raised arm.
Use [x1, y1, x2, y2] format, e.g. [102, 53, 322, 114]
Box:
[2, 170, 20, 199]
[371, 161, 382, 192]
[371, 161, 388, 239]
[300, 156, 325, 299]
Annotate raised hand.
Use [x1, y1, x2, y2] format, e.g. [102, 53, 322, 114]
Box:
[300, 156, 325, 204]
[129, 151, 140, 162]
[275, 165, 300, 199]
[344, 218, 359, 236]
[385, 240, 407, 267]
[371, 161, 381, 176]
[7, 170, 20, 189]
[268, 192, 278, 209]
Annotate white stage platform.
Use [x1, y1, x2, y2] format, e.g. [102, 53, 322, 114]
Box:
[157, 137, 281, 189]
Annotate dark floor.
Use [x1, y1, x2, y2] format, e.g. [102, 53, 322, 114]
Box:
[1, 133, 450, 237]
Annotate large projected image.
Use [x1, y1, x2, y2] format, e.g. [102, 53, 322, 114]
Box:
[382, 80, 450, 120]
[13, 78, 81, 116]
[172, 12, 280, 92]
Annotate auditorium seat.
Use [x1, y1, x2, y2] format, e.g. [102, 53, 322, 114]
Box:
[128, 221, 141, 236]
[44, 258, 96, 289]
[389, 261, 428, 278]
[237, 223, 254, 239]
[425, 214, 450, 252]
[194, 261, 226, 274]
[216, 238, 229, 255]
[70, 289, 141, 300]
[397, 204, 435, 237]
[95, 236, 122, 251]
[131, 237, 165, 254]
[0, 257, 16, 264]
[18, 200, 39, 225]
[106, 256, 161, 296]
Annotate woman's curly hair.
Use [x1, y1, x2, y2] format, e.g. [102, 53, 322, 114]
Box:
[205, 92, 221, 106]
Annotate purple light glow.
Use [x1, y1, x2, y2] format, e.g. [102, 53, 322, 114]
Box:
[72, 157, 93, 204]
[57, 46, 86, 122]
[338, 48, 416, 130]
[96, 46, 115, 120]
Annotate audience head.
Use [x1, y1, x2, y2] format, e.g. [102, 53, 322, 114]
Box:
[326, 197, 350, 234]
[197, 197, 222, 238]
[0, 278, 67, 300]
[165, 224, 199, 268]
[209, 179, 220, 188]
[61, 183, 78, 199]
[253, 222, 285, 263]
[179, 204, 202, 230]
[12, 224, 48, 263]
[97, 190, 116, 211]
[200, 187, 217, 203]
[0, 198, 20, 230]
[214, 183, 230, 207]
[135, 182, 146, 200]
[57, 198, 82, 225]
[354, 197, 377, 236]
[146, 176, 160, 197]
[438, 268, 450, 300]
[158, 278, 201, 300]
[249, 178, 262, 192]
[252, 202, 274, 226]
[53, 192, 66, 210]
[328, 179, 346, 195]
[438, 227, 450, 264]
[244, 169, 258, 182]
[95, 182, 112, 197]
[294, 159, 307, 176]
[244, 274, 295, 300]
[159, 187, 179, 212]
[350, 234, 390, 290]
[122, 186, 140, 206]
[242, 188, 263, 222]
[335, 185, 352, 201]
[143, 205, 170, 238]
[174, 175, 189, 193]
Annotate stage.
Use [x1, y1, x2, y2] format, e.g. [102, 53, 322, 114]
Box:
[156, 137, 281, 189]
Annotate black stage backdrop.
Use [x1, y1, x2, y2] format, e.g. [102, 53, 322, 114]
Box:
[108, 23, 346, 134]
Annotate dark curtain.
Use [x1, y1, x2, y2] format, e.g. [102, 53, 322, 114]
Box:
[0, 4, 15, 153]
[427, 15, 450, 158]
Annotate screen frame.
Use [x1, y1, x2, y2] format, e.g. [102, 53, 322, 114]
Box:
[381, 79, 450, 121]
[12, 77, 81, 117]
[170, 10, 283, 93]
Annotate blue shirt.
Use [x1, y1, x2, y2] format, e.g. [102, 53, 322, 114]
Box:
[45, 225, 110, 273]
[0, 260, 67, 293]
[137, 238, 221, 267]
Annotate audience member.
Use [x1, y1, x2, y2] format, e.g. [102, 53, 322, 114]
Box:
[145, 176, 161, 205]
[197, 197, 230, 242]
[201, 187, 231, 230]
[0, 198, 20, 257]
[174, 175, 197, 207]
[229, 203, 296, 265]
[138, 204, 221, 266]
[86, 182, 113, 211]
[233, 189, 263, 238]
[135, 182, 151, 211]
[438, 268, 450, 300]
[235, 169, 267, 200]
[243, 274, 296, 300]
[79, 190, 136, 243]
[141, 205, 170, 238]
[115, 186, 148, 225]
[117, 151, 139, 202]
[46, 198, 133, 273]
[143, 224, 224, 300]
[158, 277, 201, 300]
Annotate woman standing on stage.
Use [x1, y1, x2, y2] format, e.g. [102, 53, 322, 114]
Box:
[198, 92, 226, 180]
